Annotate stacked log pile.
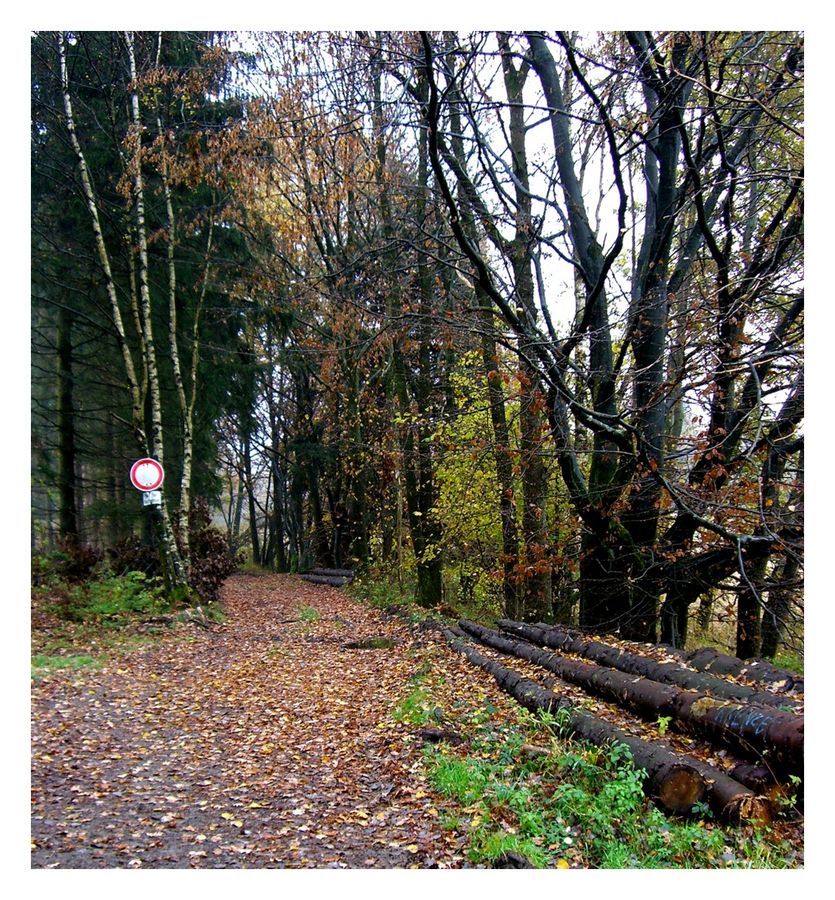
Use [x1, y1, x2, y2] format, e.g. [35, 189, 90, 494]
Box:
[497, 621, 801, 711]
[300, 567, 354, 587]
[443, 619, 804, 824]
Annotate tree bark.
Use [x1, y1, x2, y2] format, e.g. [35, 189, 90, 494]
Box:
[761, 552, 801, 661]
[242, 428, 261, 565]
[499, 35, 551, 621]
[124, 32, 188, 593]
[56, 305, 79, 543]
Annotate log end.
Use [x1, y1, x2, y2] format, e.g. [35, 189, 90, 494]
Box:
[722, 793, 772, 826]
[652, 764, 705, 815]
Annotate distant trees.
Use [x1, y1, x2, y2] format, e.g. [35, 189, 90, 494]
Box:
[31, 30, 803, 658]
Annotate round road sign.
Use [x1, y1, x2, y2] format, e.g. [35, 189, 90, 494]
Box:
[130, 458, 165, 492]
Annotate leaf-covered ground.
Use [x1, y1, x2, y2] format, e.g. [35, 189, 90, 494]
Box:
[31, 574, 488, 868]
[31, 573, 803, 869]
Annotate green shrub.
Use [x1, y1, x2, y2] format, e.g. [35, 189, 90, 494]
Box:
[47, 571, 169, 624]
[85, 571, 168, 619]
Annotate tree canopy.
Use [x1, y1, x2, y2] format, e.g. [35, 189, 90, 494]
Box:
[31, 30, 803, 659]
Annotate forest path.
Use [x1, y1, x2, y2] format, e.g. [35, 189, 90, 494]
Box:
[31, 574, 470, 869]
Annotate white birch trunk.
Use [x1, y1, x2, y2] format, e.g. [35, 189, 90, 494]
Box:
[125, 31, 187, 591]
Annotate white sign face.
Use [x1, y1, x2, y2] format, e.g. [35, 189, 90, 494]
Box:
[142, 490, 163, 507]
[130, 458, 165, 492]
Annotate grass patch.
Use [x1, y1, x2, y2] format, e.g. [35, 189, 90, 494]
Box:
[393, 685, 434, 725]
[422, 707, 799, 869]
[297, 605, 321, 623]
[32, 653, 103, 681]
[199, 604, 226, 624]
[774, 650, 804, 676]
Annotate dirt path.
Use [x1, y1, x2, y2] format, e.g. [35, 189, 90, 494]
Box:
[31, 574, 470, 869]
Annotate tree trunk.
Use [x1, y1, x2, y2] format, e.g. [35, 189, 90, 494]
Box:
[270, 452, 287, 572]
[737, 555, 768, 658]
[761, 552, 801, 661]
[499, 37, 551, 622]
[243, 429, 261, 565]
[659, 581, 700, 648]
[372, 40, 442, 607]
[56, 305, 78, 543]
[125, 32, 188, 593]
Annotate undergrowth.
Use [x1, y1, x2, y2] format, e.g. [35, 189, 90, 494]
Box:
[39, 570, 172, 626]
[297, 604, 321, 624]
[31, 560, 222, 676]
[422, 707, 799, 869]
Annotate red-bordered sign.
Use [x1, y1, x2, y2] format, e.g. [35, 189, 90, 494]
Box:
[129, 458, 165, 492]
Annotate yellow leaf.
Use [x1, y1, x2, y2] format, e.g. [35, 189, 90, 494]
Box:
[557, 859, 570, 869]
[406, 844, 419, 853]
[221, 812, 235, 820]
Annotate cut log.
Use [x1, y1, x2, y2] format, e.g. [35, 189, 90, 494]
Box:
[498, 621, 800, 712]
[459, 620, 803, 776]
[445, 629, 767, 823]
[492, 852, 535, 868]
[308, 567, 355, 579]
[443, 630, 704, 816]
[681, 647, 801, 693]
[418, 727, 466, 747]
[729, 762, 803, 811]
[300, 573, 352, 587]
